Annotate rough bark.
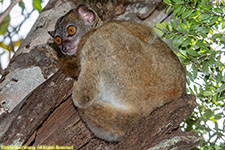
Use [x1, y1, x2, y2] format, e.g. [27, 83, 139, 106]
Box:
[30, 94, 198, 150]
[0, 0, 200, 149]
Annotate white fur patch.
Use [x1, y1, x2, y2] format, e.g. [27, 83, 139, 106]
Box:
[98, 77, 127, 110]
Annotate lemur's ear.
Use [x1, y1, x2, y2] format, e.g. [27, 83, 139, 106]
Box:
[48, 31, 55, 38]
[77, 5, 95, 24]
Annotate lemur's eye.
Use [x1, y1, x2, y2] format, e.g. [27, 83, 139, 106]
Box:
[67, 26, 76, 36]
[55, 36, 62, 45]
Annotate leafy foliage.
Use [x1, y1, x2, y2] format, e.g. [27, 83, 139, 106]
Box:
[0, 15, 10, 35]
[33, 0, 42, 12]
[155, 0, 225, 149]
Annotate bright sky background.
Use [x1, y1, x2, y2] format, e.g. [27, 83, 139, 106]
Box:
[0, 0, 49, 69]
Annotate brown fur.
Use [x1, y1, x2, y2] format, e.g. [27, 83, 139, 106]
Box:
[72, 21, 186, 141]
[49, 6, 186, 142]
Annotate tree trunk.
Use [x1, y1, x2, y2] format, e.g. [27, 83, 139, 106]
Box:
[0, 0, 200, 149]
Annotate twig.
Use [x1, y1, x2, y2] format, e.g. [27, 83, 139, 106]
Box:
[0, 0, 22, 25]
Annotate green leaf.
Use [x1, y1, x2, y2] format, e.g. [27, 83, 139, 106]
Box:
[173, 0, 184, 5]
[186, 49, 199, 57]
[218, 96, 225, 101]
[203, 62, 209, 75]
[166, 24, 173, 31]
[165, 33, 174, 39]
[170, 19, 177, 29]
[209, 86, 216, 92]
[0, 42, 10, 50]
[12, 39, 23, 47]
[0, 15, 10, 35]
[208, 57, 216, 67]
[196, 27, 209, 37]
[182, 38, 192, 47]
[214, 112, 223, 120]
[19, 1, 25, 10]
[156, 23, 165, 30]
[166, 5, 172, 14]
[212, 33, 222, 41]
[161, 22, 169, 30]
[192, 66, 198, 79]
[216, 73, 222, 83]
[173, 5, 182, 15]
[200, 13, 211, 20]
[181, 9, 193, 18]
[209, 116, 217, 122]
[33, 0, 42, 12]
[188, 11, 198, 19]
[186, 20, 192, 28]
[19, 1, 25, 13]
[200, 1, 210, 11]
[222, 21, 225, 29]
[180, 23, 187, 29]
[221, 36, 225, 42]
[177, 6, 187, 16]
[217, 84, 225, 92]
[209, 16, 219, 25]
[204, 109, 213, 119]
[213, 8, 223, 14]
[163, 0, 171, 5]
[176, 25, 188, 32]
[172, 35, 184, 47]
[153, 27, 163, 35]
[190, 24, 199, 30]
[179, 49, 187, 56]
